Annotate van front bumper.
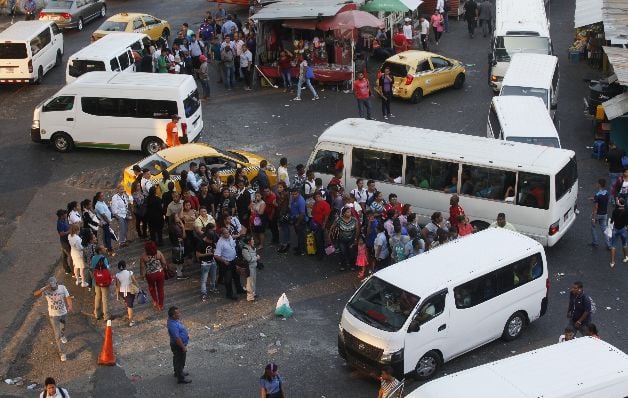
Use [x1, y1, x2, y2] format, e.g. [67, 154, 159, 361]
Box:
[338, 333, 404, 379]
[31, 127, 44, 143]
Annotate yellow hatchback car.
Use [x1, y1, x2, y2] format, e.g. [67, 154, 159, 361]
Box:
[377, 51, 466, 104]
[92, 12, 171, 42]
[122, 144, 277, 194]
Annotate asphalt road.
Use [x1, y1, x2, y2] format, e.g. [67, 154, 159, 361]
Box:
[0, 0, 627, 396]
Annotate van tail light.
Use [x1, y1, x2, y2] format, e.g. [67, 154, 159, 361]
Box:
[38, 12, 46, 18]
[405, 74, 413, 85]
[548, 220, 559, 236]
[546, 277, 550, 294]
[61, 13, 72, 20]
[181, 122, 187, 136]
[28, 59, 32, 73]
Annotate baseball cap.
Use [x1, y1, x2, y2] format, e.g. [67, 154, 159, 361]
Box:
[48, 276, 58, 288]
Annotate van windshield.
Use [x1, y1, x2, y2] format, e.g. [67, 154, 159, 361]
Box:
[501, 86, 548, 107]
[0, 43, 27, 59]
[506, 137, 560, 148]
[494, 36, 550, 62]
[69, 60, 106, 77]
[183, 89, 200, 118]
[138, 154, 172, 175]
[347, 276, 420, 332]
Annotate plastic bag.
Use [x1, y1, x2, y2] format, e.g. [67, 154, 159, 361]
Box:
[605, 222, 613, 239]
[275, 293, 294, 318]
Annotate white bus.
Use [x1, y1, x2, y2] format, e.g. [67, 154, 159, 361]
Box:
[31, 71, 202, 154]
[338, 228, 549, 380]
[407, 338, 628, 397]
[306, 118, 577, 246]
[489, 0, 551, 92]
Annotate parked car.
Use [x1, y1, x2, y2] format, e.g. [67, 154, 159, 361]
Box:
[91, 12, 170, 42]
[38, 0, 106, 31]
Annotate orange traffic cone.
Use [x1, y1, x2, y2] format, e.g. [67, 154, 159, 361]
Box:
[98, 320, 116, 366]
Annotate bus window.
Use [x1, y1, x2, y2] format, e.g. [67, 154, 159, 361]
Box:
[352, 148, 402, 183]
[405, 156, 458, 191]
[517, 172, 549, 209]
[461, 165, 515, 201]
[309, 150, 343, 175]
[555, 157, 577, 201]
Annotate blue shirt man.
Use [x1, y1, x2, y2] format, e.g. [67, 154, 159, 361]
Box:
[221, 19, 237, 38]
[95, 200, 112, 225]
[289, 191, 306, 222]
[167, 306, 191, 383]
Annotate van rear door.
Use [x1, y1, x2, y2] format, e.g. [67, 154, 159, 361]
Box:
[0, 41, 31, 81]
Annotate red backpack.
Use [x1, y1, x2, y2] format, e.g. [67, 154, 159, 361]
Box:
[93, 256, 113, 287]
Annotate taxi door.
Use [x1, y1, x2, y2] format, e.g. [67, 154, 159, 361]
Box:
[414, 59, 436, 95]
[428, 56, 455, 91]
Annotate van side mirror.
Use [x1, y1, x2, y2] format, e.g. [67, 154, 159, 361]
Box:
[550, 103, 557, 110]
[408, 320, 421, 333]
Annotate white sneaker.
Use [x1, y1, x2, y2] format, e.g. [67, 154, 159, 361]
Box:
[129, 320, 135, 327]
[313, 96, 320, 100]
[60, 354, 67, 362]
[75, 279, 81, 286]
[60, 336, 68, 344]
[611, 262, 615, 268]
[623, 257, 628, 263]
[293, 97, 301, 101]
[81, 282, 89, 288]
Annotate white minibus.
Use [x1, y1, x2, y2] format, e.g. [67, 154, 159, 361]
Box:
[307, 118, 577, 247]
[487, 96, 561, 148]
[66, 32, 149, 83]
[0, 21, 64, 84]
[31, 71, 203, 154]
[407, 338, 628, 397]
[500, 53, 560, 120]
[338, 228, 549, 380]
[489, 0, 551, 92]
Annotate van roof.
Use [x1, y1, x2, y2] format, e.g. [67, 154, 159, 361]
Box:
[492, 96, 558, 138]
[0, 21, 53, 42]
[318, 118, 573, 175]
[494, 0, 549, 37]
[375, 228, 542, 298]
[69, 33, 147, 60]
[71, 71, 192, 88]
[408, 338, 628, 398]
[501, 53, 558, 90]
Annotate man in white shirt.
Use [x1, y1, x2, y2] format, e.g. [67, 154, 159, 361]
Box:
[34, 277, 72, 362]
[351, 178, 368, 208]
[403, 19, 413, 41]
[140, 169, 153, 196]
[240, 43, 253, 90]
[41, 377, 70, 398]
[418, 16, 430, 50]
[277, 157, 290, 186]
[490, 212, 517, 231]
[111, 184, 131, 247]
[214, 228, 244, 299]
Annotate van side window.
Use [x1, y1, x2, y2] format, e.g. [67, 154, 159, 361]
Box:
[517, 172, 549, 210]
[454, 253, 543, 309]
[555, 156, 577, 202]
[136, 99, 178, 119]
[405, 156, 458, 191]
[43, 96, 74, 112]
[110, 57, 120, 71]
[416, 291, 446, 326]
[460, 165, 515, 201]
[81, 97, 177, 119]
[118, 52, 130, 70]
[309, 150, 344, 175]
[488, 106, 501, 139]
[31, 28, 51, 56]
[351, 148, 402, 183]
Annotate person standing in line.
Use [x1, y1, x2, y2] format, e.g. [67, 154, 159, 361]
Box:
[353, 72, 373, 120]
[56, 209, 73, 275]
[92, 246, 111, 321]
[293, 57, 319, 101]
[188, 34, 204, 73]
[112, 184, 131, 248]
[94, 192, 116, 256]
[166, 115, 182, 147]
[34, 277, 72, 362]
[378, 366, 401, 398]
[277, 157, 290, 187]
[430, 10, 444, 45]
[478, 0, 493, 38]
[197, 227, 218, 301]
[567, 281, 592, 336]
[418, 16, 430, 51]
[374, 223, 390, 271]
[606, 142, 625, 196]
[609, 197, 628, 268]
[242, 235, 259, 302]
[115, 260, 139, 327]
[197, 55, 211, 100]
[68, 224, 88, 287]
[590, 178, 611, 249]
[289, 188, 307, 256]
[167, 306, 192, 384]
[221, 45, 236, 90]
[140, 241, 167, 310]
[259, 363, 285, 398]
[240, 43, 253, 90]
[464, 0, 479, 38]
[377, 67, 394, 120]
[145, 187, 165, 246]
[214, 227, 245, 300]
[41, 377, 70, 398]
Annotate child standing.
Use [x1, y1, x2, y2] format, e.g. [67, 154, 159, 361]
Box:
[356, 235, 368, 279]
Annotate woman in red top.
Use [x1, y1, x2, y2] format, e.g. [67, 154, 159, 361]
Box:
[277, 49, 294, 92]
[449, 194, 465, 228]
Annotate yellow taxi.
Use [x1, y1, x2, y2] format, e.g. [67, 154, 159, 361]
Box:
[376, 51, 466, 104]
[92, 12, 171, 42]
[122, 143, 277, 194]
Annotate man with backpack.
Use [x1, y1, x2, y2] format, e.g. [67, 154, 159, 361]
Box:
[41, 377, 70, 397]
[92, 245, 112, 321]
[389, 221, 410, 264]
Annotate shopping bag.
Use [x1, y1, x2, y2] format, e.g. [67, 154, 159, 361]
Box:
[306, 232, 316, 255]
[274, 292, 294, 318]
[137, 289, 147, 305]
[325, 244, 336, 256]
[605, 222, 613, 239]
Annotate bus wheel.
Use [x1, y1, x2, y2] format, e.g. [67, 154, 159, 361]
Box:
[142, 137, 163, 155]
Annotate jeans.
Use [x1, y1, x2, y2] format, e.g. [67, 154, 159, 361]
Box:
[444, 11, 449, 32]
[337, 238, 355, 267]
[246, 264, 257, 301]
[281, 69, 293, 88]
[60, 241, 73, 274]
[116, 216, 128, 245]
[224, 66, 235, 89]
[265, 215, 279, 243]
[200, 78, 210, 98]
[200, 261, 217, 295]
[241, 66, 251, 88]
[280, 221, 291, 245]
[49, 315, 66, 355]
[293, 221, 306, 253]
[381, 92, 392, 117]
[591, 214, 610, 247]
[611, 227, 628, 247]
[480, 19, 491, 36]
[135, 213, 147, 238]
[467, 18, 477, 36]
[102, 223, 114, 251]
[170, 344, 187, 381]
[93, 285, 109, 319]
[296, 77, 318, 99]
[145, 270, 165, 307]
[312, 224, 325, 258]
[357, 98, 373, 119]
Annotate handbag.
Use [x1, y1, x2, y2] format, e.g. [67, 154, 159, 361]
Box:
[137, 289, 147, 305]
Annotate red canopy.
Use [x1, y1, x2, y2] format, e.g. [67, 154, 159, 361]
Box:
[317, 10, 385, 31]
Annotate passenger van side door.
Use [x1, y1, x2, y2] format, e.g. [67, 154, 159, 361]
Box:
[404, 290, 449, 372]
[31, 26, 55, 75]
[308, 145, 346, 188]
[40, 95, 76, 137]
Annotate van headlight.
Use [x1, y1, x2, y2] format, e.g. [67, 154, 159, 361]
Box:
[380, 348, 404, 363]
[32, 119, 39, 129]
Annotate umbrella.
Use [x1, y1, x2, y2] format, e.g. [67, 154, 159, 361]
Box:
[361, 0, 409, 12]
[317, 10, 385, 31]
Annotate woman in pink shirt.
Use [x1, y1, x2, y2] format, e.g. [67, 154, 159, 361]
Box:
[430, 10, 444, 45]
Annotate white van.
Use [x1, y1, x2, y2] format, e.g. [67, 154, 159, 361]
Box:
[407, 338, 628, 397]
[31, 71, 203, 154]
[500, 53, 560, 120]
[487, 96, 561, 148]
[338, 228, 548, 380]
[66, 32, 149, 83]
[489, 0, 551, 92]
[0, 21, 64, 84]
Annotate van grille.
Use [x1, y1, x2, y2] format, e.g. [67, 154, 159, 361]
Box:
[343, 331, 383, 361]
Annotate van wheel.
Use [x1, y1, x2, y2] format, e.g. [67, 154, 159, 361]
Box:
[470, 220, 490, 232]
[51, 132, 74, 153]
[409, 88, 423, 104]
[502, 312, 526, 341]
[162, 28, 170, 40]
[414, 351, 441, 381]
[100, 5, 106, 17]
[55, 50, 62, 67]
[142, 137, 163, 155]
[453, 73, 465, 89]
[77, 18, 83, 31]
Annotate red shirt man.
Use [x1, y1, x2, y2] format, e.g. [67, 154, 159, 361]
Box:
[262, 188, 277, 220]
[448, 194, 465, 227]
[311, 193, 331, 227]
[384, 194, 403, 218]
[353, 74, 370, 99]
[393, 30, 409, 53]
